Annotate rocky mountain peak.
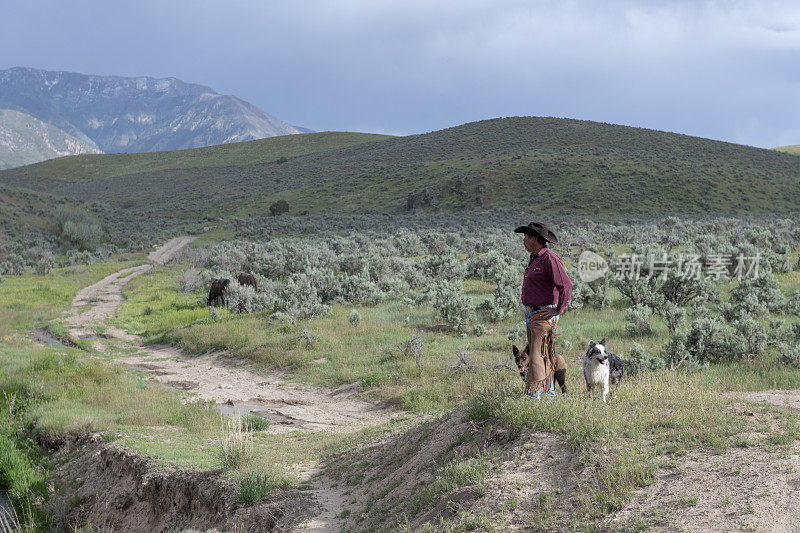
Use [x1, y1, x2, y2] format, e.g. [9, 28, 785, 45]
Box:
[0, 67, 304, 155]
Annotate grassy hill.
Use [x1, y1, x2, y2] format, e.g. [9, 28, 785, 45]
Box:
[2, 117, 799, 230]
[1, 131, 390, 182]
[773, 144, 800, 155]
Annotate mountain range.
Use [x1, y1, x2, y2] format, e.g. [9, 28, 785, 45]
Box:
[0, 67, 305, 168]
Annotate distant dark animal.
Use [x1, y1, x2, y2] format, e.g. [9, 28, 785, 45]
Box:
[583, 339, 624, 402]
[207, 278, 230, 307]
[237, 273, 257, 292]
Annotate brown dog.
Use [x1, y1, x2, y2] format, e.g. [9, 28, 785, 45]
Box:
[512, 344, 567, 395]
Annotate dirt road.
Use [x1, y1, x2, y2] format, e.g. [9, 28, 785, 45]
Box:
[61, 236, 393, 531]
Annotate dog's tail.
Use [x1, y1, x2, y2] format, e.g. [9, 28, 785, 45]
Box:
[554, 368, 567, 394]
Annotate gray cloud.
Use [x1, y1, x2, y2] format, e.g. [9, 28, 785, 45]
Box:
[2, 0, 800, 147]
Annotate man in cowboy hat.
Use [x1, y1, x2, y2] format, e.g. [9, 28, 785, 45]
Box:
[514, 221, 572, 400]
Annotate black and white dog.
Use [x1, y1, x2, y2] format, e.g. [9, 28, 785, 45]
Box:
[583, 339, 623, 402]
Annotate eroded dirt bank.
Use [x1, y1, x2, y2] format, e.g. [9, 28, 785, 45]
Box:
[41, 433, 312, 533]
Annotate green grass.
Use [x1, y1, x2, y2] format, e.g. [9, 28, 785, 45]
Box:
[0, 261, 142, 336]
[237, 469, 295, 505]
[0, 421, 48, 525]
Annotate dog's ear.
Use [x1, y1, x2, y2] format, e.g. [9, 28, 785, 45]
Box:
[523, 344, 530, 355]
[588, 339, 595, 348]
[512, 345, 519, 356]
[599, 338, 606, 346]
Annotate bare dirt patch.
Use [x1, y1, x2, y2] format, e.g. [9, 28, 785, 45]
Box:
[611, 443, 800, 532]
[735, 389, 800, 412]
[607, 389, 800, 533]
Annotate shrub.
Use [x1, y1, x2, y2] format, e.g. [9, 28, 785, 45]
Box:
[652, 299, 687, 335]
[1, 254, 25, 275]
[731, 315, 768, 358]
[659, 269, 718, 306]
[207, 243, 247, 273]
[391, 231, 426, 256]
[468, 250, 517, 281]
[420, 249, 465, 281]
[378, 275, 409, 298]
[624, 342, 666, 374]
[779, 343, 800, 368]
[569, 268, 610, 310]
[275, 273, 330, 319]
[479, 275, 518, 322]
[472, 324, 487, 336]
[34, 255, 54, 275]
[432, 281, 474, 333]
[624, 304, 653, 336]
[65, 249, 96, 266]
[55, 207, 103, 250]
[269, 199, 290, 216]
[611, 249, 665, 307]
[179, 267, 203, 293]
[400, 333, 425, 368]
[348, 309, 362, 327]
[417, 280, 474, 332]
[785, 290, 800, 315]
[666, 317, 749, 367]
[728, 271, 786, 317]
[507, 320, 527, 344]
[227, 283, 273, 314]
[338, 266, 383, 305]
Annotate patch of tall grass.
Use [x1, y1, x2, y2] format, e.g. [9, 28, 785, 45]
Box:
[0, 424, 48, 528]
[219, 415, 253, 469]
[237, 469, 294, 505]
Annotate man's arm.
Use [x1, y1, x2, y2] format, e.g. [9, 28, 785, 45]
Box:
[551, 254, 572, 315]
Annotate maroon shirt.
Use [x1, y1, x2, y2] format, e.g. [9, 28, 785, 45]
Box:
[521, 247, 572, 315]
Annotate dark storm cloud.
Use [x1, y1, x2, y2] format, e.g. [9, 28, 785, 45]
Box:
[2, 0, 800, 147]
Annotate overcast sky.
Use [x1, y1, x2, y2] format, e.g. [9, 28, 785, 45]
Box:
[3, 0, 800, 147]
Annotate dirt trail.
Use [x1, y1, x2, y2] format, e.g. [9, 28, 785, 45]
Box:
[62, 236, 393, 532]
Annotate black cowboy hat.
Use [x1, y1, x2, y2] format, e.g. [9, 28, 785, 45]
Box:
[513, 221, 559, 244]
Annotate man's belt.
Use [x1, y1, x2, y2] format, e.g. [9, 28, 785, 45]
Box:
[524, 304, 557, 320]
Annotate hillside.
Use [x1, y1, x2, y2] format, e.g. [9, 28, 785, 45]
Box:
[773, 144, 800, 155]
[2, 117, 799, 229]
[0, 131, 391, 182]
[0, 67, 304, 156]
[0, 109, 101, 169]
